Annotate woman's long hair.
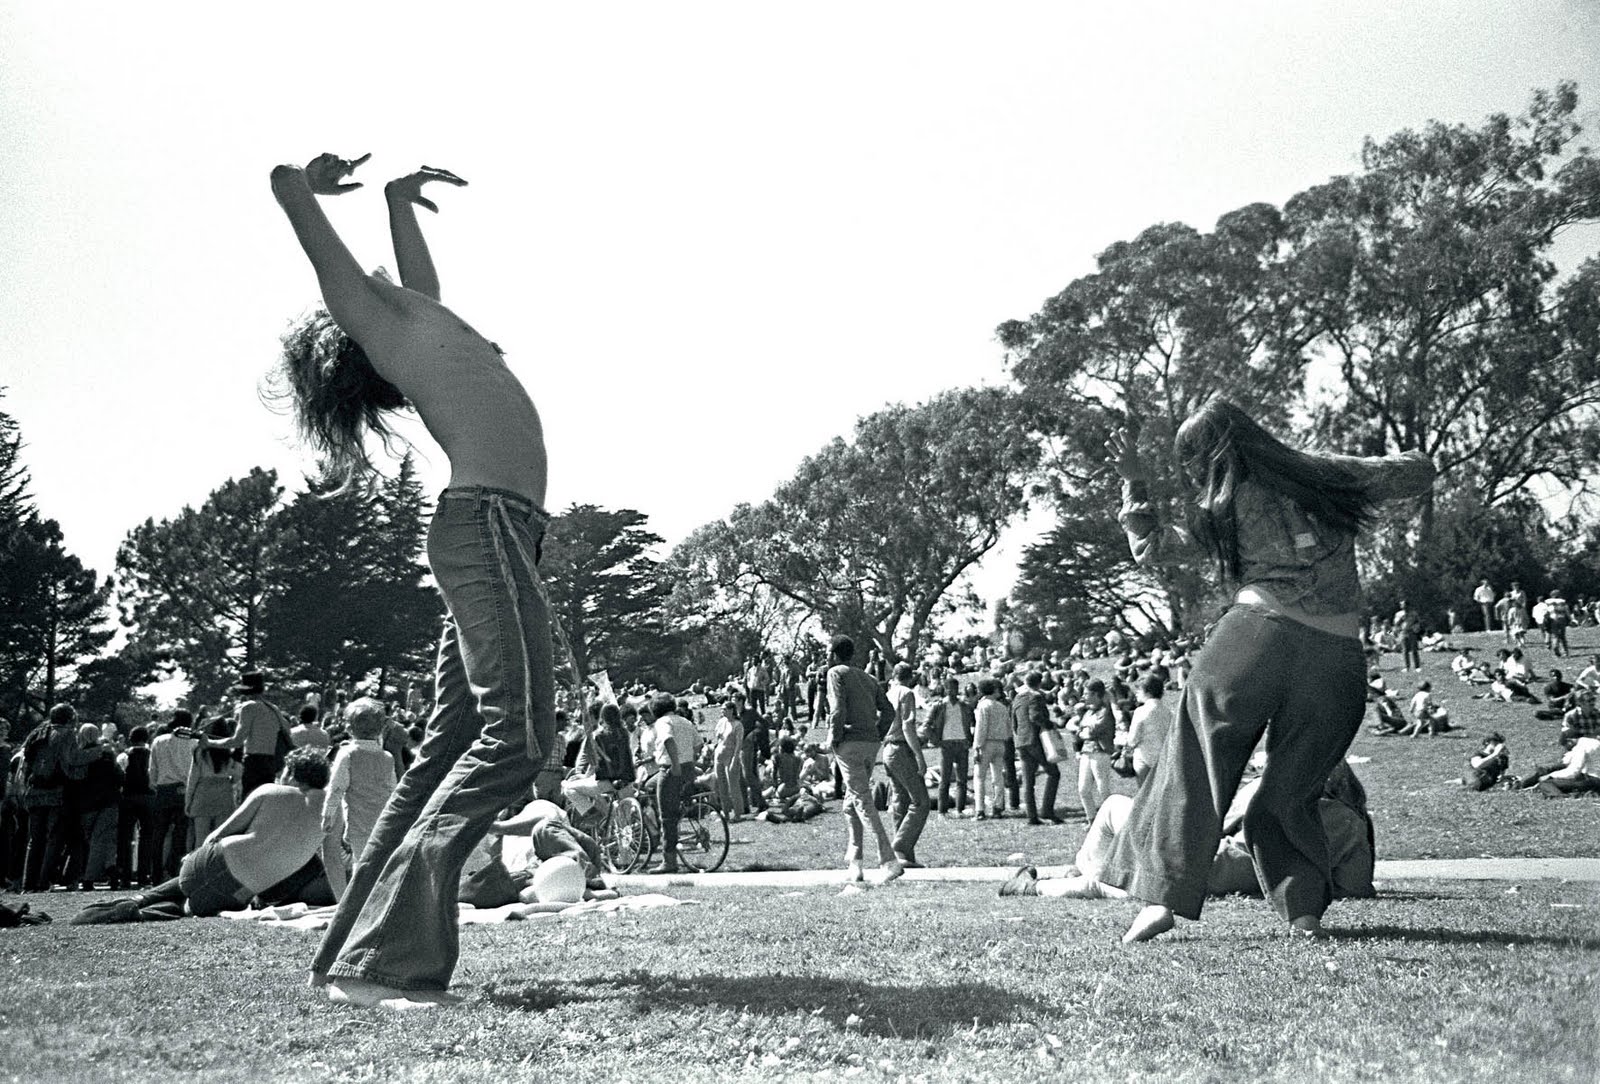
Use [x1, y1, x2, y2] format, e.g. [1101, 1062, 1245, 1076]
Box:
[1175, 396, 1377, 581]
[275, 310, 407, 492]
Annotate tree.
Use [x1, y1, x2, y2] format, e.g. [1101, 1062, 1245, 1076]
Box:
[539, 505, 670, 686]
[1285, 83, 1600, 545]
[115, 468, 283, 704]
[0, 390, 30, 528]
[690, 387, 1039, 663]
[0, 515, 114, 717]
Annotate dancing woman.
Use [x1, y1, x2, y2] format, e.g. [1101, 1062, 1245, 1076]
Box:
[269, 153, 562, 1006]
[1100, 398, 1433, 942]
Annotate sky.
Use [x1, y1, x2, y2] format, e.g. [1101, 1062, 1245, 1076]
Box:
[3, 0, 1599, 631]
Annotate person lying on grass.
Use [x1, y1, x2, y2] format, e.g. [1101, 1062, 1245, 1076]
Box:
[1001, 761, 1376, 910]
[72, 748, 330, 923]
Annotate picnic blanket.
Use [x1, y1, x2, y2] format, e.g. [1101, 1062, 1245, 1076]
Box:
[218, 892, 697, 931]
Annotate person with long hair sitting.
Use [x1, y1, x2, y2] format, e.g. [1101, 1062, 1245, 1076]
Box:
[1100, 397, 1433, 942]
[269, 154, 562, 1008]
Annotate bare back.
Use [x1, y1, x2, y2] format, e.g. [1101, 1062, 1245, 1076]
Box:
[359, 280, 548, 506]
[216, 784, 327, 893]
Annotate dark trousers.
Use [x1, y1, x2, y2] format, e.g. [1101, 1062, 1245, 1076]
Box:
[78, 806, 118, 883]
[1019, 744, 1060, 821]
[240, 754, 279, 799]
[117, 794, 156, 885]
[656, 766, 689, 869]
[1003, 739, 1020, 809]
[1401, 635, 1421, 670]
[0, 795, 25, 886]
[149, 784, 189, 880]
[938, 741, 970, 813]
[1101, 606, 1368, 922]
[1537, 774, 1600, 797]
[23, 804, 71, 891]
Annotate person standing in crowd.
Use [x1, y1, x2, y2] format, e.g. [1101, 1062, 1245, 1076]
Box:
[186, 718, 241, 844]
[113, 726, 156, 889]
[646, 694, 698, 874]
[20, 704, 90, 892]
[882, 662, 928, 867]
[291, 705, 332, 749]
[1506, 582, 1529, 648]
[1124, 673, 1172, 786]
[1075, 679, 1119, 824]
[1473, 578, 1496, 633]
[1101, 397, 1434, 942]
[321, 698, 399, 901]
[1011, 669, 1061, 826]
[0, 720, 22, 892]
[926, 677, 973, 817]
[972, 679, 1010, 820]
[591, 703, 635, 789]
[825, 635, 903, 883]
[740, 695, 770, 816]
[745, 656, 770, 715]
[1545, 590, 1571, 657]
[1394, 601, 1422, 672]
[67, 724, 122, 890]
[147, 712, 199, 882]
[712, 701, 746, 821]
[227, 672, 293, 799]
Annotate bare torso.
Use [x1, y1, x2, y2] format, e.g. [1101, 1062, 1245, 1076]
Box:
[359, 278, 548, 507]
[216, 784, 327, 893]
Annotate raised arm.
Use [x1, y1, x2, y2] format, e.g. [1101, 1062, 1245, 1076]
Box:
[383, 167, 468, 302]
[1105, 425, 1196, 566]
[270, 153, 393, 345]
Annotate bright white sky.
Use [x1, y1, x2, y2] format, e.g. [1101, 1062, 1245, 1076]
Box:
[3, 1, 1599, 625]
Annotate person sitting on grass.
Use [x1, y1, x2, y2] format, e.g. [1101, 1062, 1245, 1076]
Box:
[72, 748, 330, 923]
[1368, 690, 1409, 736]
[1452, 648, 1491, 684]
[1462, 733, 1510, 791]
[1535, 669, 1577, 722]
[798, 744, 835, 799]
[1509, 735, 1600, 798]
[1002, 762, 1376, 905]
[1560, 687, 1600, 745]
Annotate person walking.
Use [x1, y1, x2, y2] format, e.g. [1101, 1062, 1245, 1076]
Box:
[925, 678, 973, 816]
[825, 636, 904, 884]
[1100, 397, 1434, 942]
[881, 663, 929, 866]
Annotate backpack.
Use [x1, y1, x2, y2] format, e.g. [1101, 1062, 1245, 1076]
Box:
[22, 725, 64, 790]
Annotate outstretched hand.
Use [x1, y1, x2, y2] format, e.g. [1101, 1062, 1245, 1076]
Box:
[303, 152, 371, 195]
[1103, 425, 1147, 482]
[385, 166, 468, 213]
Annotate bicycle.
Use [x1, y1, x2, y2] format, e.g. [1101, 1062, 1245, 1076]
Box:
[639, 779, 730, 873]
[570, 780, 651, 874]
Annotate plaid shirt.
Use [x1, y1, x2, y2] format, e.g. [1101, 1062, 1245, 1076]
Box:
[1563, 703, 1600, 739]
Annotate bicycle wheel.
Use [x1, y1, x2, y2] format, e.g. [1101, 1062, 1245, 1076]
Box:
[605, 796, 651, 873]
[676, 794, 730, 873]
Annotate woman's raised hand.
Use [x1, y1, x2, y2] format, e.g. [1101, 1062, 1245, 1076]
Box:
[385, 166, 469, 213]
[303, 152, 371, 195]
[1104, 425, 1147, 482]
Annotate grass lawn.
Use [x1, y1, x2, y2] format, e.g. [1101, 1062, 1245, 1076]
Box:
[2, 627, 1597, 1082]
[1, 878, 1595, 1082]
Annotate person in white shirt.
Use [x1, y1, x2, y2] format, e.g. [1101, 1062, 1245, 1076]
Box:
[322, 699, 399, 900]
[291, 705, 332, 750]
[972, 679, 1011, 820]
[1473, 579, 1496, 633]
[1404, 682, 1450, 737]
[647, 695, 698, 873]
[148, 713, 200, 881]
[1124, 674, 1171, 784]
[1537, 737, 1600, 797]
[1574, 654, 1600, 691]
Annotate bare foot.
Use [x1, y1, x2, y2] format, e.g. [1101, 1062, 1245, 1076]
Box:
[327, 978, 461, 1009]
[1288, 915, 1325, 938]
[880, 860, 904, 884]
[1122, 904, 1175, 943]
[846, 861, 865, 882]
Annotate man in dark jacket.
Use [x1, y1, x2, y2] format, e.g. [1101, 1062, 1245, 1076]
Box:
[1011, 670, 1062, 826]
[924, 679, 974, 816]
[21, 703, 94, 892]
[114, 726, 156, 888]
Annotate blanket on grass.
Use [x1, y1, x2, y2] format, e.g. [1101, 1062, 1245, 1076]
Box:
[217, 892, 696, 931]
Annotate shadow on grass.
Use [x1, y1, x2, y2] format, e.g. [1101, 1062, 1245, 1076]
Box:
[1329, 925, 1600, 950]
[483, 969, 1049, 1037]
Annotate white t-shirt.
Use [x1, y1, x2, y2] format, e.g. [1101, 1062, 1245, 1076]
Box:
[1409, 690, 1435, 718]
[1126, 699, 1171, 756]
[1473, 584, 1494, 605]
[1554, 737, 1600, 781]
[652, 713, 698, 768]
[940, 701, 967, 743]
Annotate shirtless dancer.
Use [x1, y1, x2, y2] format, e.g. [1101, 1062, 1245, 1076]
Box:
[269, 154, 562, 1008]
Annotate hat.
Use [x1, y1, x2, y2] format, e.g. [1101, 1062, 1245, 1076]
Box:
[233, 671, 267, 695]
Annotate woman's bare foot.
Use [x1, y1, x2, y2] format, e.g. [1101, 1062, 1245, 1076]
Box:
[1038, 874, 1105, 900]
[326, 978, 462, 1010]
[1122, 904, 1175, 943]
[879, 860, 905, 884]
[1288, 915, 1325, 938]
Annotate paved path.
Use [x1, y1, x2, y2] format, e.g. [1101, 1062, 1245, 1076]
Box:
[615, 857, 1600, 890]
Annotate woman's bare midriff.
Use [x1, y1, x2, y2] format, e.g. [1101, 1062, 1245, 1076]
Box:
[1234, 585, 1362, 641]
